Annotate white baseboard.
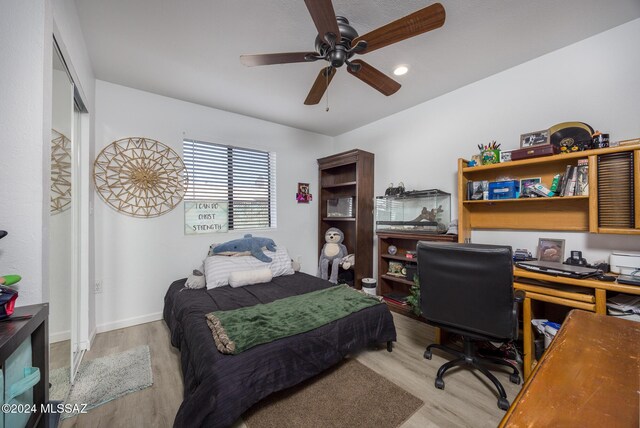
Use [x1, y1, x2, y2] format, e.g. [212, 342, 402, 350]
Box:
[96, 312, 163, 334]
[50, 330, 70, 343]
[80, 327, 97, 350]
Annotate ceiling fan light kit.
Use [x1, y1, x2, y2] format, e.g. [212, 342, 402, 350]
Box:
[240, 1, 445, 105]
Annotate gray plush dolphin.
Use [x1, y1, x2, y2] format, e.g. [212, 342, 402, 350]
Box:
[211, 234, 276, 263]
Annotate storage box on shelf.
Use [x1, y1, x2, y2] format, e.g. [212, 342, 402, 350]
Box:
[457, 144, 640, 242]
[318, 149, 374, 289]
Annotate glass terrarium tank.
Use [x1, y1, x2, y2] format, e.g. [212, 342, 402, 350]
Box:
[375, 189, 451, 233]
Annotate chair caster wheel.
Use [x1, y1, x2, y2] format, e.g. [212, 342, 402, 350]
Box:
[509, 373, 521, 384]
[498, 397, 510, 411]
[435, 378, 445, 390]
[424, 349, 432, 360]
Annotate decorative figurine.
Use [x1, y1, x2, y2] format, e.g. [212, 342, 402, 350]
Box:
[385, 182, 405, 197]
[411, 206, 444, 222]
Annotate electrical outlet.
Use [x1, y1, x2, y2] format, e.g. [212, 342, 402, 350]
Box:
[95, 280, 103, 294]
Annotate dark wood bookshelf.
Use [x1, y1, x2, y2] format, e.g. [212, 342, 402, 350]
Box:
[377, 231, 457, 322]
[318, 149, 374, 289]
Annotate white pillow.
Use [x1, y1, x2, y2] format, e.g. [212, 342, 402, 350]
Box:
[229, 268, 273, 288]
[204, 246, 294, 289]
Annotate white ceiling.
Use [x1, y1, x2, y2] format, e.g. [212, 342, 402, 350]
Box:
[75, 0, 640, 137]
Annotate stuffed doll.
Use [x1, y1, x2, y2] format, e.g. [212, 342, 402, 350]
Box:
[317, 227, 348, 284]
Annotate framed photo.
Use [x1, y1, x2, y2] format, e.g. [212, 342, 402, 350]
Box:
[296, 182, 312, 203]
[520, 129, 550, 148]
[537, 238, 565, 263]
[500, 150, 512, 163]
[520, 177, 541, 190]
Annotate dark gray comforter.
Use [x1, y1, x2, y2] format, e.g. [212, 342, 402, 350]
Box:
[163, 272, 397, 427]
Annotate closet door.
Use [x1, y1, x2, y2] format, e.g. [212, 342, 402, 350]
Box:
[51, 38, 87, 384]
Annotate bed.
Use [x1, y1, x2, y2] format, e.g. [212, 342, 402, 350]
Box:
[163, 272, 397, 427]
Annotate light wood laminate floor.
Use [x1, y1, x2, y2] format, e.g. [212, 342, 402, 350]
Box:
[50, 313, 521, 427]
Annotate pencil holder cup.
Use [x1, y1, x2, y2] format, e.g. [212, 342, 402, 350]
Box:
[481, 149, 500, 165]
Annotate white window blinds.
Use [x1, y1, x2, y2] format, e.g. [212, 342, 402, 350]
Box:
[183, 139, 277, 229]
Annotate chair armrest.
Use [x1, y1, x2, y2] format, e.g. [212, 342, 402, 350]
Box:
[514, 290, 525, 303]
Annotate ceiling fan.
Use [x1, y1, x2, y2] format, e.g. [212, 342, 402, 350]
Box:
[240, 1, 446, 105]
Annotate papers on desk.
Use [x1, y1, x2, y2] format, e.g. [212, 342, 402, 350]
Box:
[607, 294, 640, 322]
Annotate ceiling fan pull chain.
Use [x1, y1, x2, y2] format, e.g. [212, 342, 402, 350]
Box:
[325, 67, 330, 112]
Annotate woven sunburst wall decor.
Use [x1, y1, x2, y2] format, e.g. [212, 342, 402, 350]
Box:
[51, 129, 72, 214]
[94, 137, 187, 218]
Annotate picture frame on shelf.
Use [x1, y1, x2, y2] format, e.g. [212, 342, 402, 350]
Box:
[500, 150, 512, 163]
[520, 130, 550, 148]
[537, 238, 565, 263]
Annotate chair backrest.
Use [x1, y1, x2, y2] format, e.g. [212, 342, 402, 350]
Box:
[417, 241, 515, 340]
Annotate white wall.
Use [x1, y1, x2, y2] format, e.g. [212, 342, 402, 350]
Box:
[333, 19, 640, 269]
[94, 81, 331, 332]
[0, 1, 52, 306]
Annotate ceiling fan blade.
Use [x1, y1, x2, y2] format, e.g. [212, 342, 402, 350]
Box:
[347, 60, 400, 96]
[240, 52, 318, 67]
[304, 0, 341, 45]
[352, 2, 445, 54]
[304, 67, 336, 105]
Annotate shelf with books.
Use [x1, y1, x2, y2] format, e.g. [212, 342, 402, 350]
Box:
[461, 144, 638, 173]
[381, 254, 418, 262]
[377, 231, 456, 324]
[382, 297, 410, 314]
[463, 195, 589, 204]
[458, 143, 640, 240]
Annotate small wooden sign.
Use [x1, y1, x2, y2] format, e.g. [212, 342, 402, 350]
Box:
[184, 200, 228, 234]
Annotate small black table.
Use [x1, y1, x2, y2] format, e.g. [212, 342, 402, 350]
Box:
[0, 304, 49, 428]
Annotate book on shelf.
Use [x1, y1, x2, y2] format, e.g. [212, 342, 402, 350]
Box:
[383, 293, 409, 306]
[559, 165, 571, 196]
[575, 159, 589, 196]
[561, 165, 578, 196]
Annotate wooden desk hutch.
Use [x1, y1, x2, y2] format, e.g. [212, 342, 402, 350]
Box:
[458, 143, 640, 380]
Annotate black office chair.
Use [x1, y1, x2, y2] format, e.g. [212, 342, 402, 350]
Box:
[417, 241, 523, 410]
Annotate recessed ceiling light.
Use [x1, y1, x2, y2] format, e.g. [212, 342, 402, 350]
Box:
[393, 65, 409, 76]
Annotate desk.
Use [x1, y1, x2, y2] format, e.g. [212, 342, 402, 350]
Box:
[513, 267, 640, 380]
[500, 310, 639, 427]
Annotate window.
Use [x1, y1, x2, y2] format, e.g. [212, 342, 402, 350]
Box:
[183, 139, 276, 229]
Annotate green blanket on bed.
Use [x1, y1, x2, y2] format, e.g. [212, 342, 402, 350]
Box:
[205, 284, 382, 355]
